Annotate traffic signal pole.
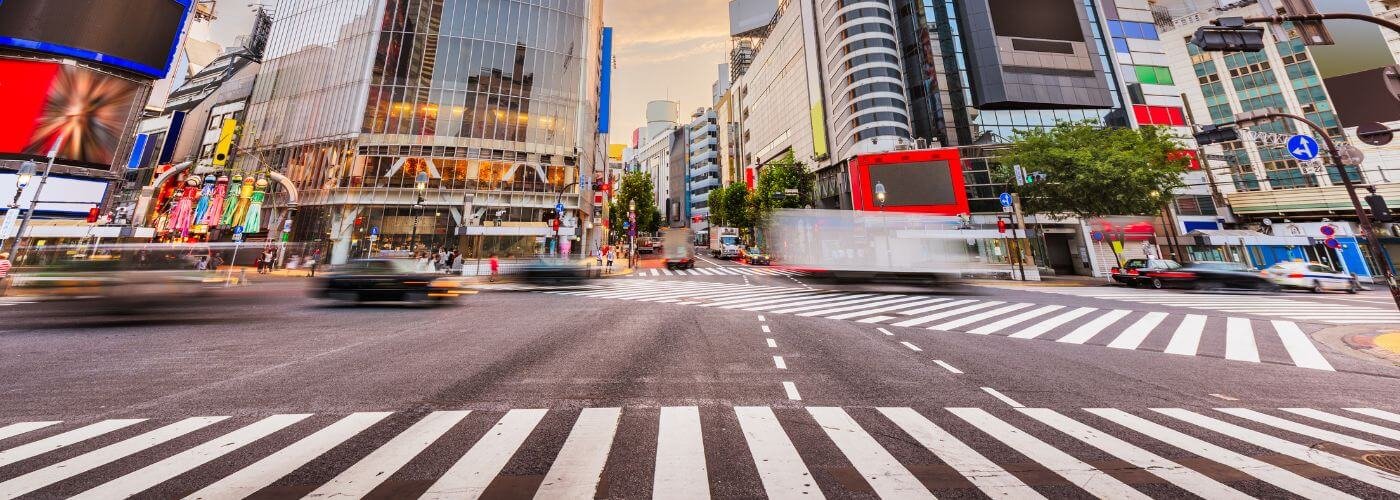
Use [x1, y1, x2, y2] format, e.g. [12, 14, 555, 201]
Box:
[1231, 111, 1400, 309]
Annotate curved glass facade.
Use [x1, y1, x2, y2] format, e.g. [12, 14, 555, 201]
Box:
[239, 0, 603, 264]
[820, 0, 912, 158]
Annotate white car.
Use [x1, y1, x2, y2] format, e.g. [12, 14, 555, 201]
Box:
[1265, 261, 1361, 293]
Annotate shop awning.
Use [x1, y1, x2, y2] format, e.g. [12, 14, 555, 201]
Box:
[1185, 229, 1310, 246]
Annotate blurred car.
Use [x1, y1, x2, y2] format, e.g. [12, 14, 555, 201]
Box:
[637, 238, 656, 254]
[1265, 261, 1361, 293]
[662, 229, 695, 270]
[1111, 259, 1181, 287]
[741, 246, 771, 266]
[317, 259, 464, 305]
[1141, 261, 1278, 291]
[10, 256, 216, 310]
[516, 258, 599, 284]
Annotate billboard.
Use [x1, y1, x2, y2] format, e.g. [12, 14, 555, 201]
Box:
[957, 0, 1115, 110]
[0, 0, 191, 78]
[0, 59, 143, 167]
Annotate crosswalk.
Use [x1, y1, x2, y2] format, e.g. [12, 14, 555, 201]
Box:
[0, 405, 1396, 498]
[629, 267, 807, 278]
[545, 281, 1337, 371]
[1000, 286, 1400, 325]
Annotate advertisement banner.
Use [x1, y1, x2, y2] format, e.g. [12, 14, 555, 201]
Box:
[0, 58, 142, 167]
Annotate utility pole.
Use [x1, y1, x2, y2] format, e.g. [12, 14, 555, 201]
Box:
[1010, 193, 1031, 281]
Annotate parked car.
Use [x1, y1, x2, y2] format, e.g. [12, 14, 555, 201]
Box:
[1110, 259, 1181, 287]
[1265, 261, 1361, 293]
[637, 237, 657, 254]
[741, 246, 771, 266]
[316, 259, 464, 305]
[1141, 261, 1278, 291]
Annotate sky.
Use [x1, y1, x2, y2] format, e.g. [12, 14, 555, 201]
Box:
[209, 0, 731, 146]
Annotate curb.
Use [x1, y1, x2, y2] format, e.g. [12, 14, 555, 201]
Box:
[1311, 324, 1400, 368]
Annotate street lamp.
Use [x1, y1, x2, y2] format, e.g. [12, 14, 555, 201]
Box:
[410, 171, 429, 252]
[874, 181, 887, 211]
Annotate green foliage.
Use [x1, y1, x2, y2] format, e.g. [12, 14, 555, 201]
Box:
[747, 151, 815, 223]
[608, 171, 662, 238]
[996, 122, 1188, 220]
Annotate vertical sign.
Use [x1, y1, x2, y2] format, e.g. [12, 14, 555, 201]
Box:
[798, 0, 829, 157]
[127, 133, 149, 169]
[598, 27, 613, 134]
[157, 110, 185, 164]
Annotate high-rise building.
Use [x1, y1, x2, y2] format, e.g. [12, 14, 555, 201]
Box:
[236, 0, 607, 264]
[686, 108, 721, 231]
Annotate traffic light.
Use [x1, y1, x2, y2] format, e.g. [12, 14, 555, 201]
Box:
[1025, 172, 1047, 184]
[997, 220, 1008, 234]
[1193, 125, 1240, 146]
[1365, 191, 1394, 222]
[86, 207, 101, 224]
[1191, 25, 1265, 52]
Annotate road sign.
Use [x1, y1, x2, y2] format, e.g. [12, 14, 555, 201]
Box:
[1320, 225, 1336, 237]
[555, 202, 565, 213]
[233, 225, 245, 235]
[1287, 135, 1320, 161]
[1013, 165, 1025, 186]
[623, 221, 631, 230]
[998, 192, 1013, 207]
[232, 232, 244, 243]
[1325, 238, 1341, 249]
[1357, 122, 1393, 146]
[1091, 231, 1104, 242]
[370, 226, 379, 236]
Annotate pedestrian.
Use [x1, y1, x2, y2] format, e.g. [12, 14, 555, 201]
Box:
[0, 252, 12, 297]
[260, 247, 275, 274]
[196, 256, 209, 271]
[211, 253, 224, 271]
[489, 253, 500, 282]
[605, 246, 614, 271]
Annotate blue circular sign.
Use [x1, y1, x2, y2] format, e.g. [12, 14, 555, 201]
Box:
[1325, 238, 1341, 249]
[1287, 135, 1320, 161]
[998, 192, 1013, 207]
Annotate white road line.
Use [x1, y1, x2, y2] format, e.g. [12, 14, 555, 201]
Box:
[1006, 307, 1096, 339]
[949, 408, 1146, 499]
[1348, 407, 1400, 424]
[766, 338, 777, 348]
[757, 315, 766, 322]
[782, 382, 802, 401]
[735, 293, 869, 312]
[1088, 408, 1351, 499]
[534, 408, 621, 499]
[773, 356, 787, 369]
[767, 295, 895, 315]
[796, 295, 923, 317]
[932, 360, 963, 374]
[876, 328, 893, 336]
[1105, 312, 1169, 350]
[187, 412, 390, 500]
[929, 303, 1033, 331]
[857, 315, 895, 323]
[1162, 314, 1207, 356]
[979, 387, 1023, 408]
[825, 297, 952, 320]
[1156, 408, 1399, 494]
[761, 325, 771, 333]
[895, 299, 977, 316]
[1271, 321, 1333, 371]
[967, 305, 1065, 335]
[734, 407, 823, 499]
[1209, 394, 1240, 401]
[1214, 408, 1393, 451]
[806, 408, 933, 499]
[1282, 408, 1400, 441]
[422, 409, 548, 499]
[1055, 309, 1131, 344]
[654, 407, 709, 499]
[0, 421, 60, 441]
[878, 408, 1042, 499]
[901, 341, 922, 352]
[0, 418, 146, 468]
[78, 414, 312, 499]
[705, 292, 827, 309]
[890, 301, 1003, 328]
[0, 417, 226, 500]
[1224, 317, 1260, 363]
[307, 411, 471, 499]
[1018, 409, 1248, 500]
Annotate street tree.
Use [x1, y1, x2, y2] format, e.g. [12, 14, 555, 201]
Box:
[747, 151, 815, 222]
[717, 182, 753, 229]
[608, 171, 663, 239]
[996, 121, 1188, 220]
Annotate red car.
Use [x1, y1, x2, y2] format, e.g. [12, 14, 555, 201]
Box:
[1110, 259, 1181, 287]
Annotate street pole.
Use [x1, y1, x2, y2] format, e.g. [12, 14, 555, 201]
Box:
[1010, 193, 1030, 281]
[555, 182, 579, 258]
[1233, 111, 1400, 309]
[7, 135, 65, 260]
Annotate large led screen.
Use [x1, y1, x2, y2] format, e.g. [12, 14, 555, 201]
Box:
[0, 59, 143, 167]
[989, 0, 1084, 42]
[0, 0, 190, 78]
[868, 162, 957, 207]
[957, 0, 1114, 109]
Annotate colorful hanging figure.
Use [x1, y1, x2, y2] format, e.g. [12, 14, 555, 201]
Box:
[154, 195, 173, 234]
[242, 177, 270, 233]
[221, 174, 244, 227]
[170, 176, 201, 237]
[230, 173, 257, 228]
[204, 174, 229, 226]
[192, 174, 217, 224]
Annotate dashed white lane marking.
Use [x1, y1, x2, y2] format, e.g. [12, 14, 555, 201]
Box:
[757, 315, 765, 322]
[773, 356, 787, 369]
[933, 360, 963, 374]
[781, 382, 802, 401]
[980, 387, 1024, 408]
[876, 327, 893, 336]
[1209, 394, 1240, 401]
[766, 338, 777, 348]
[761, 325, 771, 333]
[900, 342, 922, 352]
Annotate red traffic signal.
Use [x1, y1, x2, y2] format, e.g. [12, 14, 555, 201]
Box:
[552, 218, 561, 231]
[86, 207, 101, 223]
[997, 220, 1007, 234]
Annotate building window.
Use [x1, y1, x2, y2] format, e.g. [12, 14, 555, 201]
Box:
[1132, 105, 1186, 127]
[1132, 65, 1174, 86]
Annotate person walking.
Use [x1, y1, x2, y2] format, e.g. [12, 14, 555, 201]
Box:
[0, 252, 12, 297]
[307, 248, 321, 277]
[605, 246, 614, 272]
[260, 247, 276, 274]
[489, 253, 500, 282]
[196, 256, 209, 271]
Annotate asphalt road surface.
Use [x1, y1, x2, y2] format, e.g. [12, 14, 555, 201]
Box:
[1, 257, 1398, 498]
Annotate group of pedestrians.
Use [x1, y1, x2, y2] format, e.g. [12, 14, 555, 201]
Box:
[595, 245, 617, 271]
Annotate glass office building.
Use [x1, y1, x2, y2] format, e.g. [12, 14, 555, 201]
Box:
[239, 0, 604, 264]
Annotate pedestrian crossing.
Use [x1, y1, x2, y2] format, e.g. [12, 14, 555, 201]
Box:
[544, 281, 1338, 371]
[1, 405, 1396, 498]
[999, 286, 1400, 325]
[630, 267, 808, 278]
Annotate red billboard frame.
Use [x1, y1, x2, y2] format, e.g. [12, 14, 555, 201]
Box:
[848, 148, 970, 214]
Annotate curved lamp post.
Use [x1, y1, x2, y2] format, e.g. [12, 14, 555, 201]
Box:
[410, 171, 429, 251]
